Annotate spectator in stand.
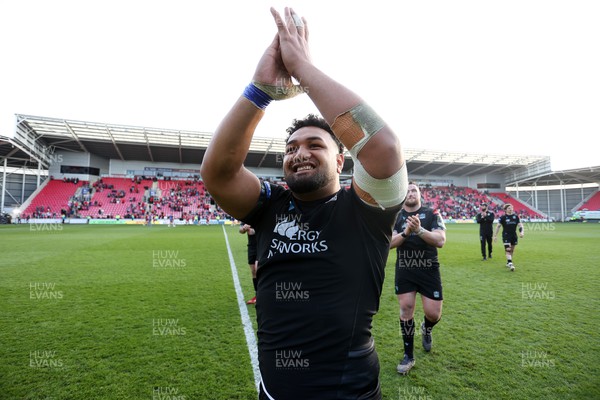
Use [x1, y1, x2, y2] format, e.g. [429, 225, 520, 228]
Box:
[476, 203, 495, 261]
[493, 203, 524, 271]
[239, 224, 258, 305]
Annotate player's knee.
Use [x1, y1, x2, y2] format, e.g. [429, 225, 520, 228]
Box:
[400, 304, 415, 319]
[425, 310, 442, 322]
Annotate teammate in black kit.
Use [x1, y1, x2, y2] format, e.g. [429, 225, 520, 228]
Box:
[476, 203, 495, 261]
[494, 203, 524, 271]
[239, 224, 258, 305]
[390, 182, 446, 375]
[200, 7, 407, 399]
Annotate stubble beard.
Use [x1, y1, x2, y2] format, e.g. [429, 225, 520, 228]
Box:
[404, 197, 420, 209]
[285, 169, 331, 194]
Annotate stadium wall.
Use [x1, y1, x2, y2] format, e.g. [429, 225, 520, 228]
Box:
[408, 173, 507, 192]
[0, 173, 43, 209]
[469, 173, 506, 192]
[108, 159, 201, 177]
[508, 185, 599, 221]
[90, 153, 110, 176]
[49, 151, 92, 181]
[107, 160, 284, 180]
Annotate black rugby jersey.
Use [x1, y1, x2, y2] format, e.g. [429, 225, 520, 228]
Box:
[476, 212, 495, 235]
[394, 206, 445, 268]
[499, 213, 520, 236]
[243, 181, 399, 399]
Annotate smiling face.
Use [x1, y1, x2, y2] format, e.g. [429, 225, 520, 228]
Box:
[283, 126, 344, 200]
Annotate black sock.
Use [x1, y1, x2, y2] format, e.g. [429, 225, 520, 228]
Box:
[400, 318, 415, 359]
[424, 315, 439, 334]
[252, 278, 257, 292]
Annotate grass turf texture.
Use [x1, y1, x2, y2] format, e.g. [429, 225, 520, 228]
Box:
[0, 223, 598, 399]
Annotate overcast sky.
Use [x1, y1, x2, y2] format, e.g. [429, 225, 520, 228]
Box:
[1, 0, 598, 171]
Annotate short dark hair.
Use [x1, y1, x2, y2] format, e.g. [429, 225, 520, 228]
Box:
[285, 114, 344, 154]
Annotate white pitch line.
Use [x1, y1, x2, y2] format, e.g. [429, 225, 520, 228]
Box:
[222, 225, 261, 394]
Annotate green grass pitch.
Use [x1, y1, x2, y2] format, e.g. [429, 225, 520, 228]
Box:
[1, 222, 598, 399]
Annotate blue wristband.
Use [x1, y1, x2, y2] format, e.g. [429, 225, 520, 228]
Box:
[243, 83, 273, 110]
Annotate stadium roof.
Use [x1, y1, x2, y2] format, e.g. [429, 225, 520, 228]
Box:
[506, 165, 600, 187]
[2, 114, 596, 186]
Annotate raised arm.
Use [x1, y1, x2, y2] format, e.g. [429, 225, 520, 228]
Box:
[200, 33, 298, 220]
[271, 8, 408, 208]
[476, 213, 483, 223]
[271, 7, 407, 208]
[200, 98, 262, 220]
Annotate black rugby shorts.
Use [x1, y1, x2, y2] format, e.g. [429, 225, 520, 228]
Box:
[395, 261, 443, 300]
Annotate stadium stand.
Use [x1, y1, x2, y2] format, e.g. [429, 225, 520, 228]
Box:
[52, 177, 229, 222]
[21, 178, 87, 219]
[419, 186, 540, 220]
[3, 115, 599, 222]
[488, 192, 544, 219]
[421, 186, 497, 220]
[76, 177, 155, 219]
[20, 177, 547, 222]
[577, 191, 600, 211]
